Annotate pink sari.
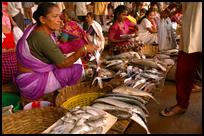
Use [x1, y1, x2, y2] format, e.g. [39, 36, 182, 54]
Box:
[108, 19, 139, 54]
[58, 21, 89, 54]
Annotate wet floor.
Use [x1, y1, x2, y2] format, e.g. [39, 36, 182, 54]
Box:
[125, 81, 202, 134]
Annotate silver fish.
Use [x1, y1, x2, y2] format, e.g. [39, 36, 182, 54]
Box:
[131, 113, 151, 134]
[86, 118, 105, 128]
[92, 103, 132, 113]
[130, 58, 160, 70]
[104, 109, 132, 119]
[99, 93, 147, 104]
[92, 76, 103, 88]
[112, 86, 160, 104]
[107, 51, 141, 60]
[132, 78, 146, 88]
[93, 98, 147, 120]
[70, 124, 92, 134]
[85, 126, 103, 134]
[104, 96, 149, 114]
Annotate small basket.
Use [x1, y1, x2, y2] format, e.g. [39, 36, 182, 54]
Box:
[141, 44, 159, 57]
[55, 82, 113, 107]
[2, 106, 66, 134]
[62, 92, 104, 110]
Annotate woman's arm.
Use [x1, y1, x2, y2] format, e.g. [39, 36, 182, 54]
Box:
[56, 44, 98, 68]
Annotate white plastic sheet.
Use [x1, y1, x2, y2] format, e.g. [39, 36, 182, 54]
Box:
[158, 18, 177, 51]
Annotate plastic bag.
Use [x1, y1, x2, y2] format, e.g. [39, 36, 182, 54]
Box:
[12, 26, 23, 45]
[158, 18, 177, 51]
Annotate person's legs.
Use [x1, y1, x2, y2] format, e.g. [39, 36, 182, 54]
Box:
[12, 12, 25, 31]
[176, 51, 201, 109]
[161, 51, 201, 116]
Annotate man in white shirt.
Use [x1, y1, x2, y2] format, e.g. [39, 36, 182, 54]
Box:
[74, 2, 91, 24]
[160, 2, 202, 117]
[8, 2, 25, 31]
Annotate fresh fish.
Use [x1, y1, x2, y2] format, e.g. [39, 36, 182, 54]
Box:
[161, 58, 175, 66]
[83, 106, 106, 116]
[130, 58, 161, 70]
[131, 113, 151, 134]
[98, 68, 115, 79]
[154, 54, 170, 59]
[85, 126, 103, 134]
[104, 96, 149, 114]
[70, 124, 92, 134]
[112, 86, 160, 104]
[140, 73, 164, 81]
[156, 62, 167, 72]
[107, 51, 141, 60]
[104, 109, 132, 119]
[99, 93, 147, 104]
[92, 103, 131, 113]
[144, 68, 163, 75]
[105, 60, 123, 68]
[92, 76, 103, 88]
[143, 83, 156, 93]
[86, 117, 105, 128]
[93, 98, 148, 120]
[132, 78, 146, 88]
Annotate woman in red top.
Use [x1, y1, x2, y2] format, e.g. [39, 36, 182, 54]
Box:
[2, 12, 18, 84]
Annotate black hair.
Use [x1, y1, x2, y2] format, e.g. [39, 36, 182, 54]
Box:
[150, 2, 161, 13]
[33, 2, 58, 25]
[137, 9, 154, 24]
[113, 5, 128, 22]
[87, 12, 94, 19]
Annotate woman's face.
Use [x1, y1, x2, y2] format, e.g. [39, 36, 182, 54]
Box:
[41, 6, 62, 31]
[152, 5, 158, 12]
[118, 10, 128, 22]
[147, 11, 155, 20]
[85, 15, 93, 24]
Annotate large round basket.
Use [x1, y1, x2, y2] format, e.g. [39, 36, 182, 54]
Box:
[2, 106, 67, 134]
[55, 81, 114, 107]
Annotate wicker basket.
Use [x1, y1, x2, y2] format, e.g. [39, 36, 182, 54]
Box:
[141, 44, 159, 57]
[61, 92, 104, 110]
[2, 106, 67, 134]
[55, 81, 114, 107]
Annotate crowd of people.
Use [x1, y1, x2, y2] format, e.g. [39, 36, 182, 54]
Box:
[2, 2, 201, 117]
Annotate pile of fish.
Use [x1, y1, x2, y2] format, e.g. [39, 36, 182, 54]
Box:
[92, 86, 160, 134]
[47, 106, 107, 134]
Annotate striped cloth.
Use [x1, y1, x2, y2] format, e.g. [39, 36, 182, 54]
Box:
[2, 50, 18, 84]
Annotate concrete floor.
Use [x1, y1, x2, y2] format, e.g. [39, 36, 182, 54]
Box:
[125, 81, 202, 134]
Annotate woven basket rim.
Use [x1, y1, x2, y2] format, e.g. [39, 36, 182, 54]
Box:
[2, 106, 67, 134]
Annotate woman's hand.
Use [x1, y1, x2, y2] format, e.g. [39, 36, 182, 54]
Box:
[85, 43, 99, 54]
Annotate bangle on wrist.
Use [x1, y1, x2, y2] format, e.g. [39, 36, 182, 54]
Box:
[83, 45, 87, 57]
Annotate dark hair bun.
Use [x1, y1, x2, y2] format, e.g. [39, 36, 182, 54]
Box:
[32, 2, 57, 25]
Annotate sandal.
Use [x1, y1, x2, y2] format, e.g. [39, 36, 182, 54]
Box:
[160, 105, 186, 117]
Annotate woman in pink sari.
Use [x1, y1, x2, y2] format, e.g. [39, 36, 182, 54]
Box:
[14, 3, 97, 100]
[108, 5, 139, 55]
[58, 9, 90, 54]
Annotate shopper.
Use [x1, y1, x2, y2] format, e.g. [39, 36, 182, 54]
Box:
[160, 2, 202, 117]
[85, 12, 105, 52]
[58, 9, 90, 54]
[7, 2, 25, 31]
[108, 5, 139, 55]
[14, 3, 98, 100]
